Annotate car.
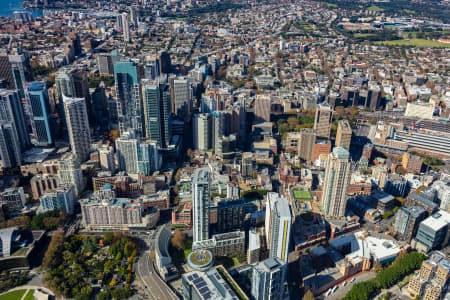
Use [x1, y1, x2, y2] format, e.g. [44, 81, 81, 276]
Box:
[351, 278, 356, 283]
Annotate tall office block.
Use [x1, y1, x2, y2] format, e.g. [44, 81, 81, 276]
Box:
[0, 89, 30, 149]
[297, 128, 315, 162]
[251, 257, 286, 300]
[192, 168, 211, 244]
[171, 77, 192, 120]
[394, 206, 427, 242]
[211, 111, 230, 152]
[0, 123, 21, 168]
[58, 154, 85, 196]
[9, 53, 30, 99]
[254, 94, 271, 123]
[336, 119, 352, 150]
[321, 147, 351, 218]
[159, 51, 171, 74]
[114, 60, 143, 137]
[97, 53, 114, 76]
[39, 185, 76, 214]
[0, 53, 15, 89]
[63, 96, 91, 162]
[116, 132, 139, 174]
[314, 102, 332, 139]
[27, 82, 52, 146]
[137, 140, 159, 175]
[141, 79, 171, 148]
[265, 192, 291, 263]
[193, 113, 211, 151]
[121, 13, 130, 42]
[91, 86, 109, 131]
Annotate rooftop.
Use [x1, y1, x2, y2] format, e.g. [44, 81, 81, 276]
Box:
[421, 210, 450, 231]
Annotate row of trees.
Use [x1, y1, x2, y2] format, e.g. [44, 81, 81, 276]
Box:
[343, 251, 426, 300]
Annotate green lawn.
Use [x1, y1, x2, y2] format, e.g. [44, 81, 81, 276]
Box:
[23, 290, 34, 300]
[0, 290, 27, 300]
[367, 5, 384, 12]
[293, 190, 312, 201]
[375, 39, 450, 48]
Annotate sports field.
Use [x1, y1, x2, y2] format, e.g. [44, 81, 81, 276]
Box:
[293, 189, 312, 201]
[375, 39, 450, 48]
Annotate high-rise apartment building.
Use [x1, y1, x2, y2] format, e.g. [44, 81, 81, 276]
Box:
[116, 132, 139, 174]
[254, 94, 271, 123]
[193, 113, 211, 151]
[192, 168, 211, 245]
[39, 185, 76, 214]
[58, 154, 85, 196]
[56, 67, 91, 125]
[81, 186, 151, 231]
[265, 192, 291, 263]
[141, 79, 171, 148]
[27, 82, 52, 146]
[98, 146, 114, 172]
[251, 257, 286, 300]
[63, 96, 91, 162]
[137, 140, 159, 175]
[321, 147, 351, 218]
[336, 119, 352, 150]
[393, 206, 427, 242]
[314, 102, 332, 139]
[241, 152, 255, 178]
[114, 60, 143, 137]
[0, 89, 30, 150]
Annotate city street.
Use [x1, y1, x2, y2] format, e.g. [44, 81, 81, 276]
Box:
[136, 234, 178, 300]
[323, 271, 377, 300]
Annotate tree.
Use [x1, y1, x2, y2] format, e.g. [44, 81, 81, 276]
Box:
[171, 229, 186, 250]
[303, 289, 315, 300]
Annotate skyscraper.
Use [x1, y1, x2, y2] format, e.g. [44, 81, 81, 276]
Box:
[265, 192, 291, 263]
[114, 60, 143, 137]
[254, 94, 271, 123]
[9, 53, 30, 99]
[211, 111, 230, 153]
[170, 77, 192, 121]
[0, 123, 21, 168]
[141, 79, 171, 148]
[122, 13, 130, 42]
[251, 257, 286, 300]
[314, 102, 332, 139]
[137, 140, 159, 175]
[55, 67, 91, 126]
[193, 113, 211, 151]
[0, 89, 30, 150]
[321, 147, 351, 218]
[97, 53, 114, 76]
[297, 128, 316, 162]
[159, 51, 171, 74]
[336, 119, 352, 150]
[27, 82, 52, 146]
[63, 96, 91, 162]
[192, 168, 211, 245]
[0, 53, 15, 89]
